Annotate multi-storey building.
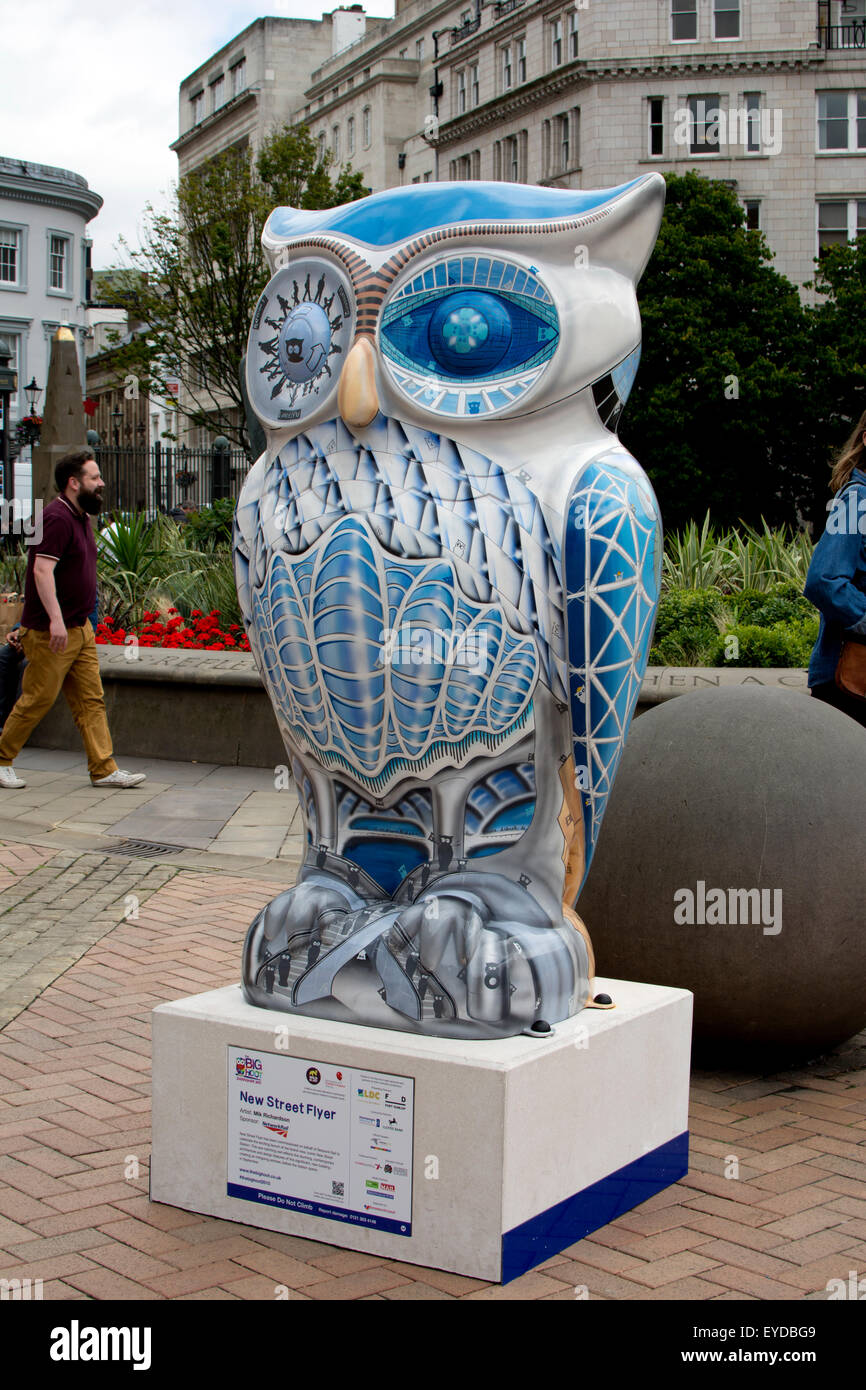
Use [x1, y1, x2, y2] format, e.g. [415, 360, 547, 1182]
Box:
[0, 157, 102, 501]
[173, 1, 866, 443]
[295, 0, 866, 293]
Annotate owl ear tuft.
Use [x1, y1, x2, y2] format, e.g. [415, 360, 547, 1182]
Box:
[578, 173, 666, 285]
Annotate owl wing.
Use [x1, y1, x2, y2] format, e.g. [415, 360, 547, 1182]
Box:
[563, 447, 662, 896]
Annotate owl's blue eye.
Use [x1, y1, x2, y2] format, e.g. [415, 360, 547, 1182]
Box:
[380, 257, 559, 416]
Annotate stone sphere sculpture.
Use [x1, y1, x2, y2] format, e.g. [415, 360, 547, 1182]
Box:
[577, 687, 866, 1060]
[233, 176, 666, 1038]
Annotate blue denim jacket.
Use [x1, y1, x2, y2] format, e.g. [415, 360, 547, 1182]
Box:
[804, 467, 866, 686]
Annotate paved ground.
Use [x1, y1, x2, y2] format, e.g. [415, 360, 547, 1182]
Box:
[1, 750, 865, 1300]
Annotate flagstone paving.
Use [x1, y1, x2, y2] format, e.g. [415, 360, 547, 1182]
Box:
[0, 753, 865, 1300]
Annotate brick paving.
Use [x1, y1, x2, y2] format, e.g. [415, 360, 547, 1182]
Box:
[1, 778, 866, 1299]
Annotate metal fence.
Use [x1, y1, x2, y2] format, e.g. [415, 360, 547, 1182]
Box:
[94, 443, 251, 516]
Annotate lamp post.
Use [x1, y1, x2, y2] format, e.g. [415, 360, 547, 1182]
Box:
[0, 336, 17, 502]
[111, 405, 122, 513]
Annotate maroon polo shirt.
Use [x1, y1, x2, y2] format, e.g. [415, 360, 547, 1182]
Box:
[22, 495, 97, 630]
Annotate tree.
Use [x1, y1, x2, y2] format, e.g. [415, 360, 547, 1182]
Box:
[104, 125, 369, 454]
[620, 172, 821, 532]
[804, 236, 866, 518]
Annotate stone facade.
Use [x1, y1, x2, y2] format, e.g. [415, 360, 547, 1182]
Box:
[173, 1, 866, 441]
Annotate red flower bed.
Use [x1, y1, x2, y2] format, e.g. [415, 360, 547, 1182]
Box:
[94, 608, 250, 652]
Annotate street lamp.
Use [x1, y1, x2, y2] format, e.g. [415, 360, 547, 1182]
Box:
[24, 377, 42, 413]
[111, 406, 123, 512]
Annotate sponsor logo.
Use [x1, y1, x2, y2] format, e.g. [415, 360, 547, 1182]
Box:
[263, 1123, 288, 1137]
[306, 1067, 322, 1085]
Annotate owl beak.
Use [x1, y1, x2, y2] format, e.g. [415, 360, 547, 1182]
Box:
[338, 336, 379, 429]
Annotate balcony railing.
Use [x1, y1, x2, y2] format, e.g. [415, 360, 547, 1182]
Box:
[818, 22, 866, 49]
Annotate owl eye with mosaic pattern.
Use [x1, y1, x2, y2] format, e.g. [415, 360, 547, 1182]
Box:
[379, 256, 559, 420]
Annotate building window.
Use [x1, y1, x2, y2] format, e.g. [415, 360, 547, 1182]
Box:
[817, 90, 866, 151]
[672, 0, 698, 42]
[347, 77, 354, 91]
[551, 18, 563, 67]
[499, 134, 524, 182]
[191, 90, 204, 125]
[0, 228, 20, 284]
[347, 116, 355, 156]
[744, 200, 761, 231]
[501, 44, 513, 91]
[317, 132, 326, 163]
[558, 113, 570, 172]
[470, 63, 479, 106]
[399, 48, 408, 59]
[569, 9, 580, 59]
[517, 37, 526, 83]
[745, 92, 761, 153]
[333, 125, 341, 160]
[49, 234, 69, 292]
[363, 106, 371, 148]
[416, 37, 426, 60]
[839, 1, 866, 48]
[210, 74, 225, 111]
[818, 199, 866, 254]
[688, 95, 721, 154]
[713, 0, 740, 40]
[423, 170, 432, 181]
[648, 97, 664, 155]
[457, 69, 467, 114]
[231, 59, 246, 96]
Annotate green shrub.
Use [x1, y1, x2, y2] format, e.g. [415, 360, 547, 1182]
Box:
[708, 618, 818, 668]
[650, 588, 724, 664]
[728, 582, 814, 628]
[182, 498, 236, 550]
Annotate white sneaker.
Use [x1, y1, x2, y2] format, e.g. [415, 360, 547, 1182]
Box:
[91, 769, 147, 788]
[0, 766, 25, 788]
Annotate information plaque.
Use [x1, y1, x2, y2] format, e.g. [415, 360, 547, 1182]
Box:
[227, 1046, 414, 1235]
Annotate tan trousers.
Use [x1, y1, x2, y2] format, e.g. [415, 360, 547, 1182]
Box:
[0, 621, 118, 780]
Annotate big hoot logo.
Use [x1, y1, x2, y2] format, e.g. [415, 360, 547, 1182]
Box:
[234, 177, 665, 1039]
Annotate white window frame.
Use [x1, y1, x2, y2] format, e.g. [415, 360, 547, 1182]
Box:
[0, 323, 24, 412]
[190, 90, 204, 125]
[501, 44, 513, 92]
[347, 116, 355, 156]
[47, 230, 72, 297]
[744, 92, 761, 153]
[363, 106, 372, 149]
[743, 199, 761, 231]
[210, 73, 225, 112]
[516, 36, 527, 83]
[713, 0, 741, 41]
[672, 0, 698, 42]
[648, 97, 664, 157]
[568, 9, 579, 60]
[558, 113, 570, 172]
[688, 95, 721, 155]
[817, 198, 866, 255]
[416, 37, 426, 61]
[230, 58, 246, 97]
[457, 68, 467, 114]
[333, 125, 341, 160]
[0, 224, 25, 290]
[470, 62, 479, 107]
[551, 18, 563, 67]
[817, 90, 866, 152]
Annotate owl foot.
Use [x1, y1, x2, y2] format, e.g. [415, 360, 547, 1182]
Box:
[242, 869, 590, 1039]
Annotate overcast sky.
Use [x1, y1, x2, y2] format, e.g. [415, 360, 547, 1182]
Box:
[1, 0, 394, 268]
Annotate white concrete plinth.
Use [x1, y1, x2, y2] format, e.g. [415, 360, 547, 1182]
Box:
[151, 978, 692, 1283]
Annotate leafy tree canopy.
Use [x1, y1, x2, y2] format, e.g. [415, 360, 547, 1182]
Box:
[620, 171, 821, 532]
[102, 125, 369, 454]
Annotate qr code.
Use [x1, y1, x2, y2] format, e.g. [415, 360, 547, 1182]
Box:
[331, 1181, 344, 1197]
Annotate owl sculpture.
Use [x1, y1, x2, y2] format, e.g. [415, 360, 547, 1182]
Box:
[233, 175, 665, 1039]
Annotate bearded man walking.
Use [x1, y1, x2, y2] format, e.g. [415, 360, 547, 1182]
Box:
[0, 447, 146, 790]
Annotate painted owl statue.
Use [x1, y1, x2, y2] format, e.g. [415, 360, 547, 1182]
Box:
[233, 175, 665, 1039]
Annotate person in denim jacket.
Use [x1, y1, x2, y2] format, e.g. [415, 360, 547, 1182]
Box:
[804, 410, 866, 728]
